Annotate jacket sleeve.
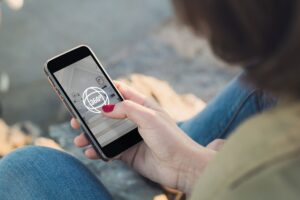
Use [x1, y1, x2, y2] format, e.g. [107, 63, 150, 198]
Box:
[221, 156, 300, 200]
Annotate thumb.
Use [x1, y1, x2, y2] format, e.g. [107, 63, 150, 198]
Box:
[101, 100, 157, 128]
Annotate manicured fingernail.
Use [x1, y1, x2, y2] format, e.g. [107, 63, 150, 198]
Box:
[102, 104, 115, 113]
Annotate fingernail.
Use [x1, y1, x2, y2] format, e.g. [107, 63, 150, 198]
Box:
[102, 104, 115, 113]
[73, 136, 80, 144]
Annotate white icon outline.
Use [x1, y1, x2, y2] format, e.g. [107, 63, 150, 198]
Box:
[82, 86, 109, 113]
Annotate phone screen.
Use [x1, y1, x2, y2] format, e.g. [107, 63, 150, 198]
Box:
[53, 56, 137, 147]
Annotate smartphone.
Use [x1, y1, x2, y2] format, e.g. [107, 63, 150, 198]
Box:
[44, 45, 142, 161]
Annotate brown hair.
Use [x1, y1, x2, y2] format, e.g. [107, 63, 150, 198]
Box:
[173, 0, 300, 98]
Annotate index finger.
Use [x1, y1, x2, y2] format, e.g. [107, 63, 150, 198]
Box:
[113, 81, 160, 110]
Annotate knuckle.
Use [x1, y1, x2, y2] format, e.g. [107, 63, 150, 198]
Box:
[142, 98, 153, 107]
[144, 110, 158, 121]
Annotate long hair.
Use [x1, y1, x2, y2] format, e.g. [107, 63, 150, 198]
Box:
[173, 0, 300, 98]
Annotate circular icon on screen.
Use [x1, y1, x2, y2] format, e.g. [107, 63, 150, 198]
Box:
[82, 87, 109, 113]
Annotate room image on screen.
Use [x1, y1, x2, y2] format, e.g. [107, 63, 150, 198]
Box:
[54, 56, 137, 146]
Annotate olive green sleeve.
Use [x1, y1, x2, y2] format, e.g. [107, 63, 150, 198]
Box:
[220, 156, 300, 200]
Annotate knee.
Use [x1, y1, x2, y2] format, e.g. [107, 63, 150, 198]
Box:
[2, 145, 51, 159]
[0, 146, 63, 169]
[0, 145, 92, 180]
[0, 145, 83, 173]
[0, 146, 69, 198]
[0, 146, 95, 199]
[0, 146, 111, 200]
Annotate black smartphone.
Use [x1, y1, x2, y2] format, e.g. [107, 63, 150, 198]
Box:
[44, 45, 142, 160]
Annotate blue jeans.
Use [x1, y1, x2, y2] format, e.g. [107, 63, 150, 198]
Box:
[0, 146, 113, 200]
[178, 73, 277, 146]
[0, 74, 276, 200]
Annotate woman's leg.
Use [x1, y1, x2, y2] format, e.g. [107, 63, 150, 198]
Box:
[0, 146, 112, 200]
[179, 73, 277, 146]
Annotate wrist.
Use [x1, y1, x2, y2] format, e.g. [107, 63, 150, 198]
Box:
[177, 145, 216, 195]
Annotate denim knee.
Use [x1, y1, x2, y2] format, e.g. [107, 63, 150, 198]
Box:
[0, 146, 68, 171]
[0, 145, 86, 183]
[0, 146, 112, 200]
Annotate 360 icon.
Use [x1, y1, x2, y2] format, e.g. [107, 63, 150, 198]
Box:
[82, 86, 109, 113]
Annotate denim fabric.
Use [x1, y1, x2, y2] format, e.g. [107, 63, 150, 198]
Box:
[178, 73, 277, 146]
[0, 146, 112, 200]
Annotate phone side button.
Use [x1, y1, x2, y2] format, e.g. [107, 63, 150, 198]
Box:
[58, 93, 64, 101]
[56, 88, 61, 95]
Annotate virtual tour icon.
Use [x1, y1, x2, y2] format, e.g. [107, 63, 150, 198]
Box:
[82, 86, 109, 113]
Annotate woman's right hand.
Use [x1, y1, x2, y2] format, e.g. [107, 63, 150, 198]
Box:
[71, 81, 216, 194]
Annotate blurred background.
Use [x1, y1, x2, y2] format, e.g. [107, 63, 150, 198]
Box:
[0, 1, 239, 200]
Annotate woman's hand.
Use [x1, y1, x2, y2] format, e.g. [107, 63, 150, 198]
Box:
[71, 81, 216, 194]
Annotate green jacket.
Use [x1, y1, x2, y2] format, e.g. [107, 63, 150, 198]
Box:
[191, 101, 300, 200]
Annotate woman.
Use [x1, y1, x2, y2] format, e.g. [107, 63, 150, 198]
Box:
[1, 0, 299, 199]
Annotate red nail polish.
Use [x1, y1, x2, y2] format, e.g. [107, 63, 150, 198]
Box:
[102, 104, 115, 113]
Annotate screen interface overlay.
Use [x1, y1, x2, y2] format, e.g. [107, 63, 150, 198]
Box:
[54, 56, 137, 147]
